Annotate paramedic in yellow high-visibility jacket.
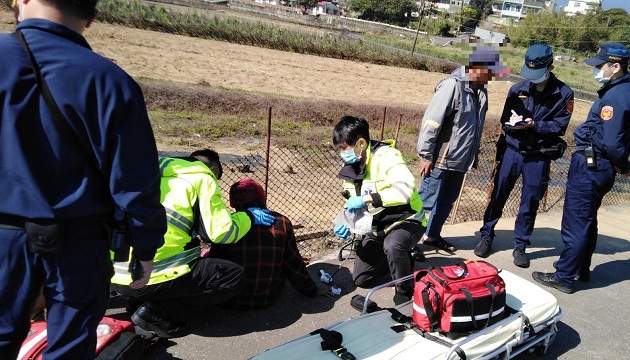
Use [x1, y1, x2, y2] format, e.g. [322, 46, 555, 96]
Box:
[112, 149, 275, 339]
[332, 116, 427, 305]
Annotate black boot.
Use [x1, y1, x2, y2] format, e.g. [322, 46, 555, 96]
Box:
[131, 302, 189, 339]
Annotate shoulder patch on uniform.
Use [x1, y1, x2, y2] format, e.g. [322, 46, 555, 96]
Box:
[601, 106, 614, 121]
[566, 100, 574, 113]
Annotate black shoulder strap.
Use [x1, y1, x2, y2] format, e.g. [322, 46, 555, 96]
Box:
[12, 30, 101, 174]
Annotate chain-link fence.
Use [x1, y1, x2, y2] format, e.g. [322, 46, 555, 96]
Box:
[214, 136, 630, 259]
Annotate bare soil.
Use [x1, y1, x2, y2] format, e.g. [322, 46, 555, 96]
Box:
[1, 9, 592, 148]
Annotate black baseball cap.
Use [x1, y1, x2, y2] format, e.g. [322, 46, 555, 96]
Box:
[584, 42, 629, 67]
[520, 44, 553, 81]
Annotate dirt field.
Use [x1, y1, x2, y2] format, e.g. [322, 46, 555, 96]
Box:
[1, 9, 592, 131]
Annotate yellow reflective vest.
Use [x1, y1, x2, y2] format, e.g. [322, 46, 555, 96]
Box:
[341, 140, 426, 235]
[112, 157, 252, 286]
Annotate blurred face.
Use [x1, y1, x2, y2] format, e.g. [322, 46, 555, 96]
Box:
[467, 65, 493, 86]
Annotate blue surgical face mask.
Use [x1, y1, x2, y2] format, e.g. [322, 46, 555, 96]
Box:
[593, 64, 614, 84]
[530, 70, 549, 84]
[340, 142, 362, 164]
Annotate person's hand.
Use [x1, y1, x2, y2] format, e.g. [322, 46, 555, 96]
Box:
[419, 160, 433, 177]
[346, 195, 365, 212]
[511, 118, 534, 130]
[509, 109, 523, 123]
[333, 224, 350, 240]
[247, 207, 275, 226]
[129, 260, 153, 289]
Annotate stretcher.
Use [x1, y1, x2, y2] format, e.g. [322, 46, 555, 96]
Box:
[250, 269, 562, 360]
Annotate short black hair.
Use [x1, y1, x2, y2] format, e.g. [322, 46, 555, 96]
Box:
[191, 149, 223, 180]
[43, 0, 98, 19]
[332, 116, 370, 148]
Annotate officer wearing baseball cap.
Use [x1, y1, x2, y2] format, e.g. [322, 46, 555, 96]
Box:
[475, 44, 574, 268]
[533, 43, 630, 293]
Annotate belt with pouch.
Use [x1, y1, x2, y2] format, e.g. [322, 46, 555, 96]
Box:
[0, 213, 111, 229]
[0, 214, 26, 229]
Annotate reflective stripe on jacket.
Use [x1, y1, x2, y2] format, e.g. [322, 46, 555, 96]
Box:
[342, 140, 426, 235]
[112, 157, 252, 285]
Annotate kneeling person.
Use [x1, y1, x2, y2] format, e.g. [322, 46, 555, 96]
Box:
[111, 150, 274, 338]
[332, 116, 426, 305]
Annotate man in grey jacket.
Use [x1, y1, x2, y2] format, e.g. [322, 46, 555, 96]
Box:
[416, 47, 506, 256]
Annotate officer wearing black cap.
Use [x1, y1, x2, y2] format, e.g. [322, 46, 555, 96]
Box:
[533, 43, 630, 293]
[475, 44, 574, 268]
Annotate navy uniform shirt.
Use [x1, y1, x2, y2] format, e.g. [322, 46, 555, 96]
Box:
[0, 19, 165, 259]
[574, 74, 630, 173]
[501, 73, 574, 151]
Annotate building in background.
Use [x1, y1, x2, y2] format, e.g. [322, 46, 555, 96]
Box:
[563, 0, 602, 15]
[501, 0, 555, 20]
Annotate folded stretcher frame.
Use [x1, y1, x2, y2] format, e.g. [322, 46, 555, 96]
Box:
[251, 269, 563, 360]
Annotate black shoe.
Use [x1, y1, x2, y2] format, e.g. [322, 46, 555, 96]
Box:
[553, 261, 590, 282]
[393, 290, 413, 305]
[532, 271, 573, 294]
[410, 248, 425, 262]
[474, 239, 492, 258]
[423, 236, 456, 253]
[512, 248, 530, 268]
[125, 296, 145, 315]
[131, 302, 189, 339]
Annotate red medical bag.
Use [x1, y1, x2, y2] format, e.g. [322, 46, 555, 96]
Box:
[412, 260, 506, 338]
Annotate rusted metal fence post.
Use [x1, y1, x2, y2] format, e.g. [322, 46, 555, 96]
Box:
[450, 173, 467, 225]
[380, 107, 387, 140]
[394, 114, 403, 143]
[265, 106, 272, 194]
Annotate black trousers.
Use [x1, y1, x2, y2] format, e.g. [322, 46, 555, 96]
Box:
[113, 257, 245, 317]
[352, 221, 424, 294]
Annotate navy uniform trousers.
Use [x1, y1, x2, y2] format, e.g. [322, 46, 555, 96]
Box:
[554, 152, 615, 286]
[480, 147, 550, 250]
[0, 221, 111, 360]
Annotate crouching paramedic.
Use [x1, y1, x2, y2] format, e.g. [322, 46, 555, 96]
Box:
[111, 149, 275, 338]
[332, 116, 426, 305]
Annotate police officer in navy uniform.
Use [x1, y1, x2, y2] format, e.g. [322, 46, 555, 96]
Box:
[474, 44, 574, 268]
[533, 43, 630, 293]
[0, 0, 166, 358]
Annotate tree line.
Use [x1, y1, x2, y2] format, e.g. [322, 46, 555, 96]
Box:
[345, 0, 630, 55]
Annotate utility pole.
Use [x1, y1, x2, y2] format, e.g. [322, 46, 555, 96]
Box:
[411, 1, 426, 55]
[424, 1, 432, 36]
[459, 0, 465, 34]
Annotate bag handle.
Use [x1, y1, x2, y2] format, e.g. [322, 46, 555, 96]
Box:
[421, 285, 441, 332]
[462, 284, 496, 331]
[432, 262, 469, 281]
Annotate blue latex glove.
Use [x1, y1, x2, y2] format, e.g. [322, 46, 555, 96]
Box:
[247, 207, 275, 226]
[346, 195, 365, 213]
[334, 224, 350, 240]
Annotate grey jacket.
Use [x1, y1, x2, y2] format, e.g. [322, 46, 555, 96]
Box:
[416, 67, 488, 173]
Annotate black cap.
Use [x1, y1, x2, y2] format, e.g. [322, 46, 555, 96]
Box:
[584, 42, 629, 67]
[520, 44, 553, 81]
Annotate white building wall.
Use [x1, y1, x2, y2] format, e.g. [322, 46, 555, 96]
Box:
[563, 0, 601, 15]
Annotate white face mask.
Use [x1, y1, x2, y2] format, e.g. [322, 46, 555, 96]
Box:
[530, 70, 549, 84]
[593, 64, 614, 84]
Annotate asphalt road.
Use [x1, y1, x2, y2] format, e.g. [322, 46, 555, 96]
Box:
[106, 204, 630, 359]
